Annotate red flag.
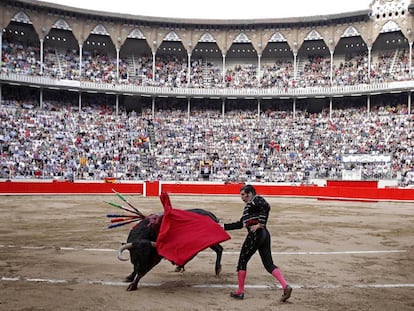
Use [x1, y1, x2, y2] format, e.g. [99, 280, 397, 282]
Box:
[156, 192, 230, 266]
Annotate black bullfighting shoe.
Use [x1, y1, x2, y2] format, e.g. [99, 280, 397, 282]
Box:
[280, 284, 292, 302]
[230, 291, 244, 300]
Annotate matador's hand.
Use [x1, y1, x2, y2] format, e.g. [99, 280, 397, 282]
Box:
[250, 223, 262, 232]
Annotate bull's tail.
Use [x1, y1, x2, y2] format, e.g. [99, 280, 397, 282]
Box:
[118, 243, 133, 261]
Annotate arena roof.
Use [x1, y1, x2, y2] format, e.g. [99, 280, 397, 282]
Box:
[11, 0, 372, 27]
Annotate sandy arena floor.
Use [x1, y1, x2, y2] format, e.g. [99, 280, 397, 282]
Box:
[0, 194, 413, 311]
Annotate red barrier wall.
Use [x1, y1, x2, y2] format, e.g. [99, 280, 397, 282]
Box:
[145, 181, 160, 196]
[0, 180, 413, 201]
[161, 182, 245, 195]
[326, 180, 378, 188]
[0, 180, 144, 195]
[160, 182, 414, 201]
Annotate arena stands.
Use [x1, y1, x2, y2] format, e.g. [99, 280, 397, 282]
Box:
[0, 0, 413, 187]
[1, 96, 412, 185]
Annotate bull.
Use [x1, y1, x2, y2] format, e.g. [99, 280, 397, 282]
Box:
[117, 208, 224, 291]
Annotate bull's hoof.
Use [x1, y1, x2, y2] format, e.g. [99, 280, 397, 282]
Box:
[124, 272, 136, 283]
[126, 283, 138, 291]
[215, 265, 222, 276]
[174, 265, 185, 273]
[125, 276, 134, 282]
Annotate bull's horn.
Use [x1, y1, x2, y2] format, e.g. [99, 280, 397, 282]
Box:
[117, 243, 133, 261]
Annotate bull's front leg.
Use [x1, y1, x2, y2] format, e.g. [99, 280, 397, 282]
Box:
[127, 272, 144, 291]
[211, 244, 223, 276]
[124, 271, 136, 283]
[127, 255, 162, 291]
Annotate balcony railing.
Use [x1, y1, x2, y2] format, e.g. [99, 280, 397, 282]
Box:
[1, 72, 414, 98]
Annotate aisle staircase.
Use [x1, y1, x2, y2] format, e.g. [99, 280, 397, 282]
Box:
[202, 60, 212, 87]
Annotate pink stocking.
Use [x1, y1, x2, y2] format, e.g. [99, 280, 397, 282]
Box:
[272, 268, 287, 289]
[235, 270, 246, 294]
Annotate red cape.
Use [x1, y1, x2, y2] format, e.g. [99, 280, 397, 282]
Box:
[156, 192, 230, 266]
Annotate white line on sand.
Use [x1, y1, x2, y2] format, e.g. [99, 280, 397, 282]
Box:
[0, 245, 407, 256]
[1, 276, 413, 289]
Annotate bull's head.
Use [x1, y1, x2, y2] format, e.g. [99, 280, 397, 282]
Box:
[118, 240, 157, 261]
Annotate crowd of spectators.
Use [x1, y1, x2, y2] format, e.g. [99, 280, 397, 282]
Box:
[1, 98, 413, 185]
[2, 41, 412, 89]
[2, 37, 414, 186]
